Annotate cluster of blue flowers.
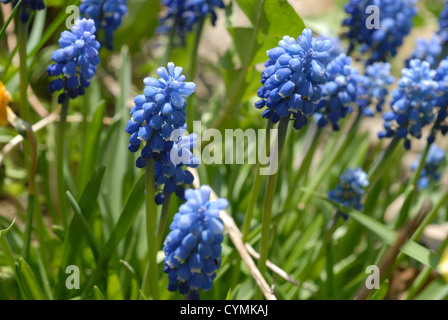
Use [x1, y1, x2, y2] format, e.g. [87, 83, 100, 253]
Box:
[126, 62, 198, 203]
[438, 1, 448, 44]
[378, 59, 438, 149]
[1, 0, 45, 22]
[357, 62, 395, 116]
[79, 0, 128, 50]
[433, 58, 448, 142]
[343, 0, 417, 63]
[412, 144, 446, 189]
[408, 35, 443, 69]
[158, 0, 225, 45]
[255, 28, 333, 130]
[163, 185, 228, 300]
[47, 18, 101, 103]
[315, 54, 360, 130]
[328, 167, 369, 211]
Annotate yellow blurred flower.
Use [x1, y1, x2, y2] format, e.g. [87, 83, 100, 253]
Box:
[439, 246, 448, 283]
[0, 81, 12, 126]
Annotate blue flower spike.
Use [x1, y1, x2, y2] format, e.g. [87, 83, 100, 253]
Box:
[79, 0, 128, 50]
[256, 28, 333, 130]
[163, 185, 228, 300]
[378, 59, 438, 149]
[315, 53, 362, 130]
[357, 61, 395, 116]
[47, 18, 101, 103]
[343, 0, 417, 63]
[1, 0, 45, 23]
[158, 0, 225, 45]
[126, 62, 198, 203]
[329, 167, 369, 212]
[412, 144, 446, 190]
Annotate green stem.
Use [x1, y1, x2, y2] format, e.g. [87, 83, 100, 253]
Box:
[161, 15, 178, 67]
[56, 98, 70, 228]
[282, 125, 321, 213]
[242, 121, 273, 242]
[210, 0, 266, 130]
[186, 15, 205, 131]
[393, 143, 430, 229]
[367, 135, 401, 186]
[156, 192, 172, 249]
[0, 0, 23, 40]
[141, 157, 160, 300]
[257, 117, 289, 294]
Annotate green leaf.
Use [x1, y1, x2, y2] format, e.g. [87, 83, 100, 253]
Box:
[66, 191, 101, 261]
[16, 258, 47, 300]
[77, 101, 106, 193]
[309, 191, 441, 269]
[55, 167, 106, 299]
[234, 0, 306, 65]
[82, 172, 146, 297]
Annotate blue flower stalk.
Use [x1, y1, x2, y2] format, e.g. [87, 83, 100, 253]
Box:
[47, 18, 101, 103]
[126, 62, 198, 204]
[126, 62, 197, 299]
[158, 0, 225, 46]
[315, 53, 361, 131]
[163, 185, 228, 300]
[1, 0, 45, 23]
[79, 0, 127, 50]
[343, 0, 417, 63]
[430, 58, 448, 143]
[47, 18, 101, 227]
[255, 28, 333, 130]
[329, 167, 369, 213]
[378, 59, 438, 150]
[357, 62, 394, 116]
[411, 144, 446, 190]
[255, 29, 333, 292]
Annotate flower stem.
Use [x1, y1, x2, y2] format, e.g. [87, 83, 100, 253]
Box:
[257, 116, 289, 293]
[156, 192, 172, 249]
[56, 98, 69, 228]
[366, 135, 401, 191]
[393, 143, 430, 229]
[142, 156, 160, 300]
[20, 120, 38, 261]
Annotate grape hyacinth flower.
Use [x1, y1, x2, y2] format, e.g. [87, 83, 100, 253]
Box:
[153, 125, 199, 203]
[315, 54, 361, 130]
[255, 28, 333, 130]
[126, 62, 197, 203]
[328, 167, 369, 211]
[163, 185, 228, 300]
[411, 144, 446, 189]
[343, 0, 417, 63]
[379, 60, 438, 150]
[438, 0, 448, 44]
[357, 61, 394, 116]
[0, 0, 45, 23]
[430, 58, 448, 143]
[47, 19, 101, 103]
[407, 35, 443, 69]
[79, 0, 127, 50]
[158, 0, 225, 45]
